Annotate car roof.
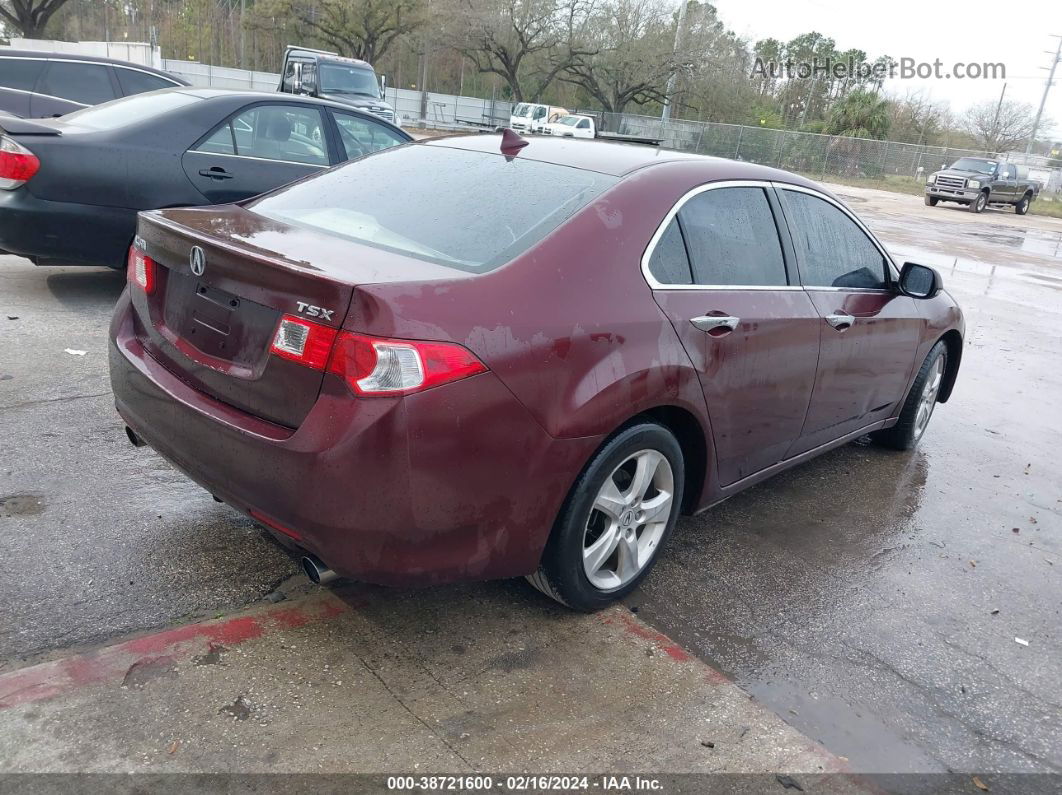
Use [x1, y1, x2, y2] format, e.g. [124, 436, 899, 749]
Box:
[172, 87, 393, 114]
[0, 49, 189, 83]
[423, 132, 824, 185]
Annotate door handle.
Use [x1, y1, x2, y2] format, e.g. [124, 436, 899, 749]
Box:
[690, 315, 740, 334]
[198, 167, 233, 180]
[825, 312, 855, 331]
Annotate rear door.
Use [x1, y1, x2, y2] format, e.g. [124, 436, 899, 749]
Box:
[646, 182, 821, 486]
[777, 186, 921, 456]
[30, 60, 117, 117]
[182, 102, 331, 204]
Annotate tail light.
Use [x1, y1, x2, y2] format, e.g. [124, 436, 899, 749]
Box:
[327, 332, 487, 396]
[127, 245, 156, 294]
[0, 135, 40, 190]
[268, 316, 487, 396]
[270, 315, 338, 370]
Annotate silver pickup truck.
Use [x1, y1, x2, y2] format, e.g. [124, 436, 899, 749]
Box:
[925, 157, 1041, 215]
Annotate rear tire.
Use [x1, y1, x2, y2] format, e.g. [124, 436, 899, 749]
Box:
[527, 423, 684, 611]
[968, 191, 988, 213]
[924, 195, 938, 206]
[1015, 193, 1032, 215]
[873, 341, 947, 450]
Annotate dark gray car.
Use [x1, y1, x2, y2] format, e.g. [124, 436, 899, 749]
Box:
[0, 49, 190, 118]
[0, 88, 410, 268]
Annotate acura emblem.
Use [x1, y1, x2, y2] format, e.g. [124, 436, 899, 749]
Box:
[189, 245, 206, 276]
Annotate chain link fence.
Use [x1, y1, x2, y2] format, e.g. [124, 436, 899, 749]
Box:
[159, 57, 1062, 195]
[592, 112, 1062, 194]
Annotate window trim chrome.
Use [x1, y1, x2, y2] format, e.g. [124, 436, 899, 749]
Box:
[641, 178, 900, 292]
[640, 179, 802, 291]
[184, 149, 329, 168]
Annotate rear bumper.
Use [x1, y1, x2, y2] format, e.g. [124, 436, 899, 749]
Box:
[0, 188, 134, 267]
[109, 291, 597, 586]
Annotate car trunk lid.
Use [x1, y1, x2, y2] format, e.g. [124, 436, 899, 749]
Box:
[130, 205, 467, 428]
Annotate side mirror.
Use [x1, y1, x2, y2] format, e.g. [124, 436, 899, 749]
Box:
[379, 74, 387, 94]
[898, 262, 942, 299]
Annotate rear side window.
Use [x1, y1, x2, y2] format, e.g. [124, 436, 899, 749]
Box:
[250, 145, 618, 272]
[647, 218, 692, 285]
[38, 61, 116, 105]
[114, 67, 176, 96]
[678, 187, 788, 286]
[781, 190, 887, 289]
[0, 58, 44, 91]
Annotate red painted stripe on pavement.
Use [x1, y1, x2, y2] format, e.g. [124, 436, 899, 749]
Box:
[0, 593, 348, 711]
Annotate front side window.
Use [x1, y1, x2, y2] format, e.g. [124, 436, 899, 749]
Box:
[114, 68, 176, 96]
[332, 111, 405, 160]
[577, 119, 591, 129]
[38, 61, 115, 105]
[678, 187, 788, 286]
[249, 145, 617, 272]
[781, 190, 887, 290]
[195, 105, 328, 165]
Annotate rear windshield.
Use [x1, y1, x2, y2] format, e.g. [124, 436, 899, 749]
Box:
[60, 90, 199, 130]
[249, 144, 618, 272]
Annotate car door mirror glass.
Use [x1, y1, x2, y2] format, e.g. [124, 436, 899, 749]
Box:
[899, 262, 941, 299]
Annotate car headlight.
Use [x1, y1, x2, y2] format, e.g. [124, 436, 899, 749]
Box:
[927, 174, 936, 185]
[966, 179, 980, 189]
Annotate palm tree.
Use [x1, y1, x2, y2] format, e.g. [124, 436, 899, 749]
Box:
[824, 89, 891, 139]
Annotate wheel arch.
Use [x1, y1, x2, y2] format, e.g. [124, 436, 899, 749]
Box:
[937, 329, 963, 403]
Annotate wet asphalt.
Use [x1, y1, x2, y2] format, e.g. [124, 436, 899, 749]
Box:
[0, 190, 1059, 775]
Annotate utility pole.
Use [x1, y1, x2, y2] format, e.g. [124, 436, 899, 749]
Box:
[661, 0, 689, 122]
[1026, 35, 1062, 156]
[991, 82, 1007, 152]
[240, 0, 247, 70]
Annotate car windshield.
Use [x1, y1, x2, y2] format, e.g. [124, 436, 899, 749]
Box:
[949, 158, 997, 175]
[512, 103, 531, 117]
[249, 144, 617, 273]
[319, 63, 379, 98]
[58, 90, 199, 130]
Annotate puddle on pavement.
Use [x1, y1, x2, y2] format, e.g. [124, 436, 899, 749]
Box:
[0, 494, 45, 518]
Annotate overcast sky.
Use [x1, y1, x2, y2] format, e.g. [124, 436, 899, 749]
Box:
[716, 0, 1061, 136]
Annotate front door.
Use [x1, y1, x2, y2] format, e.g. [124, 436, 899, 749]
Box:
[646, 183, 821, 486]
[182, 103, 330, 204]
[777, 187, 922, 456]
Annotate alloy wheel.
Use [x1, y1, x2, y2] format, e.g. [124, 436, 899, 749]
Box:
[915, 355, 945, 439]
[582, 449, 675, 591]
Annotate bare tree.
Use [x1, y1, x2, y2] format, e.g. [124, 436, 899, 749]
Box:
[0, 0, 72, 37]
[964, 99, 1045, 152]
[259, 0, 424, 63]
[445, 0, 591, 102]
[561, 0, 676, 115]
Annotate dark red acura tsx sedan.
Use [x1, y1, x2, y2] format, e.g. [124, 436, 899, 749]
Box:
[109, 132, 963, 610]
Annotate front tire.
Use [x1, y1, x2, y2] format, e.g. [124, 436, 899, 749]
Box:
[968, 191, 988, 213]
[527, 423, 684, 611]
[925, 195, 938, 206]
[873, 341, 947, 450]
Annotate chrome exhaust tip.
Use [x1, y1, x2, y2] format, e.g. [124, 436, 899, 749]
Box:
[125, 426, 146, 448]
[301, 555, 338, 585]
